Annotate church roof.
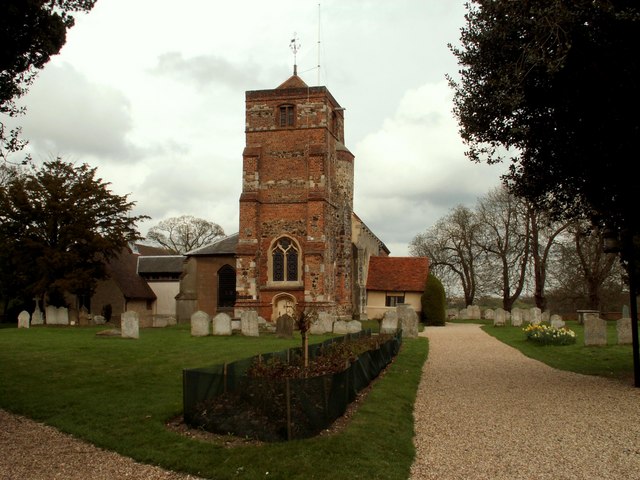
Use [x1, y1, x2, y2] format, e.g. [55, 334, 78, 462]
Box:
[137, 256, 185, 274]
[276, 74, 309, 89]
[366, 256, 430, 293]
[185, 233, 239, 256]
[106, 248, 157, 300]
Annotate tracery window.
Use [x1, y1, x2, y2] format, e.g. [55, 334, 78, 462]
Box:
[271, 237, 299, 282]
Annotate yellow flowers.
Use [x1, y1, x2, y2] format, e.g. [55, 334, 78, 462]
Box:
[523, 323, 576, 345]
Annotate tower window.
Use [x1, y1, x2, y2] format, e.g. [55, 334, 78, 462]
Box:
[271, 237, 299, 282]
[279, 105, 295, 127]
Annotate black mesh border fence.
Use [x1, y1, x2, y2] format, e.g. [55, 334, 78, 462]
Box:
[182, 329, 402, 441]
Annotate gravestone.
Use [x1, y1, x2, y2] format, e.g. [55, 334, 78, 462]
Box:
[333, 320, 348, 335]
[346, 320, 362, 333]
[78, 306, 89, 326]
[458, 307, 468, 319]
[31, 299, 44, 325]
[18, 310, 30, 328]
[447, 308, 459, 320]
[541, 311, 550, 323]
[550, 315, 565, 329]
[310, 312, 334, 334]
[622, 305, 630, 318]
[617, 317, 632, 345]
[240, 310, 259, 337]
[121, 310, 139, 339]
[93, 315, 106, 325]
[397, 304, 419, 338]
[510, 308, 523, 327]
[493, 308, 507, 327]
[584, 313, 607, 346]
[484, 309, 495, 320]
[212, 313, 232, 336]
[276, 314, 294, 338]
[380, 310, 399, 334]
[468, 305, 481, 320]
[530, 307, 542, 325]
[190, 311, 211, 337]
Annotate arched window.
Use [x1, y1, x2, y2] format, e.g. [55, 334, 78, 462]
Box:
[217, 264, 236, 308]
[271, 237, 299, 282]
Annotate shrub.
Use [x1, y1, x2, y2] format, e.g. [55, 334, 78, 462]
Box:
[523, 323, 576, 345]
[421, 273, 446, 326]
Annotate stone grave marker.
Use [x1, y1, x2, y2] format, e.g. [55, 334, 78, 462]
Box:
[18, 310, 30, 328]
[380, 310, 399, 334]
[276, 314, 294, 338]
[397, 304, 419, 338]
[447, 308, 459, 320]
[121, 310, 139, 339]
[494, 308, 507, 327]
[310, 312, 334, 334]
[241, 310, 259, 337]
[190, 311, 211, 337]
[530, 307, 542, 325]
[617, 317, 632, 345]
[212, 313, 232, 336]
[31, 299, 44, 325]
[541, 311, 550, 323]
[584, 313, 607, 346]
[550, 315, 565, 329]
[484, 309, 495, 320]
[346, 320, 362, 333]
[510, 308, 523, 327]
[93, 315, 106, 325]
[333, 320, 348, 335]
[468, 305, 481, 320]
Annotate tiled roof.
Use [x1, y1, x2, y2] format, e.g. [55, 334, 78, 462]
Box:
[106, 248, 157, 300]
[366, 256, 429, 293]
[133, 244, 173, 256]
[137, 256, 185, 274]
[185, 233, 239, 256]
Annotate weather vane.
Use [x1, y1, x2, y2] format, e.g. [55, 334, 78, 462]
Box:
[290, 33, 301, 75]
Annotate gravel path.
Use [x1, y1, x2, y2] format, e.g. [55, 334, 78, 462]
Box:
[410, 322, 640, 480]
[0, 410, 204, 480]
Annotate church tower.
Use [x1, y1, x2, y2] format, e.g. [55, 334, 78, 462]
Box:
[234, 73, 355, 321]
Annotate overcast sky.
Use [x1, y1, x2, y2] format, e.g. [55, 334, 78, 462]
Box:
[12, 0, 507, 256]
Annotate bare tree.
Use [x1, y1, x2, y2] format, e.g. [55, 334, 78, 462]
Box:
[475, 187, 530, 311]
[410, 205, 483, 306]
[528, 205, 570, 311]
[146, 215, 225, 254]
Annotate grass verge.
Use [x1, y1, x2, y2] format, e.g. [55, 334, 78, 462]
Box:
[480, 321, 634, 382]
[0, 324, 427, 480]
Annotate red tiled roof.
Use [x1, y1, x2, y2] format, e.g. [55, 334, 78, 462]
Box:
[366, 256, 429, 293]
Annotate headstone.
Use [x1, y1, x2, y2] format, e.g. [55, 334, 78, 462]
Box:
[511, 308, 523, 327]
[276, 314, 294, 338]
[617, 317, 632, 345]
[17, 310, 30, 328]
[447, 308, 459, 320]
[584, 313, 607, 346]
[212, 313, 232, 336]
[231, 319, 241, 331]
[530, 307, 542, 325]
[397, 304, 419, 338]
[333, 320, 348, 335]
[31, 299, 44, 325]
[45, 305, 57, 325]
[468, 305, 481, 320]
[310, 312, 334, 334]
[121, 310, 139, 339]
[541, 310, 550, 323]
[346, 320, 362, 333]
[622, 305, 630, 319]
[484, 309, 495, 320]
[380, 310, 399, 335]
[93, 315, 106, 325]
[550, 315, 565, 329]
[190, 311, 211, 337]
[521, 308, 531, 324]
[458, 307, 468, 319]
[78, 306, 89, 326]
[493, 308, 506, 327]
[240, 310, 259, 337]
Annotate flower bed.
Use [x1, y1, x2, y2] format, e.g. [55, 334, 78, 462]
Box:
[523, 323, 576, 345]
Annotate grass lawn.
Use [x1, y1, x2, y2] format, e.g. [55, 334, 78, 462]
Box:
[0, 323, 427, 480]
[449, 319, 635, 383]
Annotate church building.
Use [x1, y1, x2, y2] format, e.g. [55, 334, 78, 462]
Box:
[176, 72, 427, 323]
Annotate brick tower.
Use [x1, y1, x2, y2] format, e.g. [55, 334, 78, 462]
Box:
[234, 73, 355, 321]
